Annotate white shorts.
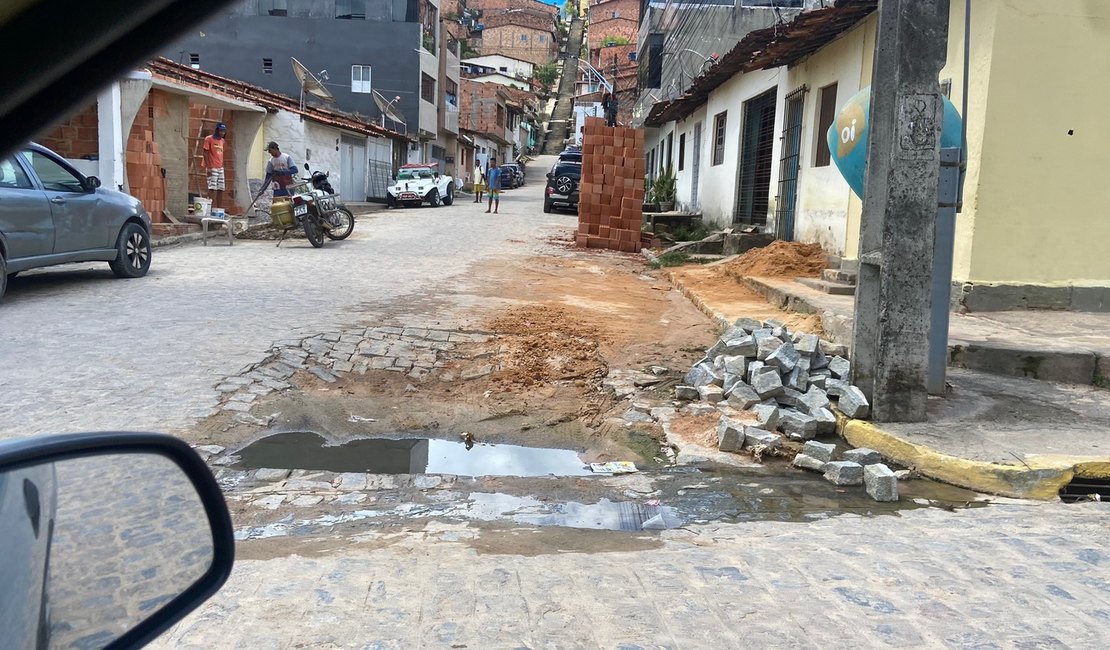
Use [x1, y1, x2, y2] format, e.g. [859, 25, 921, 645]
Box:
[207, 168, 225, 191]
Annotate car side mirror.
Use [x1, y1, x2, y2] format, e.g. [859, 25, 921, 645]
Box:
[83, 176, 101, 191]
[0, 433, 234, 649]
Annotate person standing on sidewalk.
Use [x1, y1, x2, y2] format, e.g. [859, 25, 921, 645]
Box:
[472, 160, 485, 203]
[263, 141, 297, 197]
[201, 123, 227, 211]
[484, 159, 502, 214]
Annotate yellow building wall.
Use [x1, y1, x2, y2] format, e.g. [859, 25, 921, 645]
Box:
[958, 0, 1110, 286]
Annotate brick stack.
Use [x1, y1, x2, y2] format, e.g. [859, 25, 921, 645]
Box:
[125, 95, 167, 221]
[576, 117, 646, 252]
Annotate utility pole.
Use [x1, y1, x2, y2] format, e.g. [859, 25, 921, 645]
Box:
[850, 0, 950, 422]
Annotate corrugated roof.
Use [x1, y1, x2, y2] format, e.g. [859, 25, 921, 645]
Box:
[147, 58, 410, 141]
[644, 0, 876, 127]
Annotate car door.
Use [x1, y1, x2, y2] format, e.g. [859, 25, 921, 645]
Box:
[0, 155, 53, 261]
[22, 149, 112, 254]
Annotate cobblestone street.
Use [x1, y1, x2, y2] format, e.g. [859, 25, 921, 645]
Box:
[2, 162, 1108, 648]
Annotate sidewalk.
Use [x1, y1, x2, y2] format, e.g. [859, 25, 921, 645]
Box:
[661, 263, 1110, 500]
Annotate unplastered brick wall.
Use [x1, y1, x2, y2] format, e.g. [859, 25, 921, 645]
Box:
[576, 117, 646, 253]
[125, 94, 167, 221]
[186, 102, 237, 209]
[38, 103, 99, 159]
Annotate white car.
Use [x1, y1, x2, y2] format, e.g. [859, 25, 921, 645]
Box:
[386, 164, 456, 208]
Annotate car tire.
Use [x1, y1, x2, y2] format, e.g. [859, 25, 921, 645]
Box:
[428, 188, 442, 207]
[543, 199, 552, 214]
[108, 222, 151, 279]
[442, 185, 454, 206]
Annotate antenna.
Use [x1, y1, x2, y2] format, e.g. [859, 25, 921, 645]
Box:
[372, 90, 406, 128]
[291, 57, 335, 110]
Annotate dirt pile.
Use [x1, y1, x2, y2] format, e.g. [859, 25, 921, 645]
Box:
[485, 305, 607, 388]
[721, 241, 827, 279]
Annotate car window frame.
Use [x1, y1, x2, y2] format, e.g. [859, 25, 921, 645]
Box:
[0, 154, 35, 191]
[20, 148, 88, 194]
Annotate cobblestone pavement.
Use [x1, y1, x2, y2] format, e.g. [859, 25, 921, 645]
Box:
[48, 454, 211, 649]
[0, 170, 574, 441]
[152, 496, 1108, 649]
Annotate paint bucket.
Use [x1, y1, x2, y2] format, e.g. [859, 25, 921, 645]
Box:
[193, 197, 212, 217]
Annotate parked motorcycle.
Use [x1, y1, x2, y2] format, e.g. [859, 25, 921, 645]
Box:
[304, 164, 355, 242]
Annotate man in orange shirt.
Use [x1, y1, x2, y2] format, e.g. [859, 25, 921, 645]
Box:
[201, 123, 227, 212]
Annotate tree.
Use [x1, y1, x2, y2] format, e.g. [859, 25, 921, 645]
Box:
[563, 0, 577, 18]
[534, 63, 559, 90]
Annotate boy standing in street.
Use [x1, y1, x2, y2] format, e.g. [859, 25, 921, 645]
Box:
[484, 159, 502, 214]
[473, 160, 484, 203]
[201, 123, 227, 211]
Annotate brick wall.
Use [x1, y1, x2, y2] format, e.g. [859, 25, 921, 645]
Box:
[185, 102, 237, 209]
[474, 25, 558, 66]
[577, 117, 647, 252]
[459, 79, 508, 139]
[38, 103, 99, 159]
[126, 94, 167, 221]
[469, 0, 559, 17]
[587, 0, 640, 51]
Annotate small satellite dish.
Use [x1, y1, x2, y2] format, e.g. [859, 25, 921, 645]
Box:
[372, 90, 406, 126]
[291, 57, 335, 108]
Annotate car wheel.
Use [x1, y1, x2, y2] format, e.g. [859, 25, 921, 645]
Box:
[554, 175, 576, 196]
[0, 251, 7, 301]
[108, 222, 151, 279]
[543, 199, 552, 214]
[428, 188, 441, 207]
[442, 185, 454, 206]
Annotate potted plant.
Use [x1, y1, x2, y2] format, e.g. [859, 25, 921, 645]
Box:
[643, 175, 658, 213]
[653, 165, 677, 212]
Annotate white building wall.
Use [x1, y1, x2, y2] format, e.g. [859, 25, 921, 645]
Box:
[781, 28, 867, 256]
[674, 105, 707, 212]
[462, 55, 535, 80]
[304, 121, 345, 189]
[699, 68, 785, 229]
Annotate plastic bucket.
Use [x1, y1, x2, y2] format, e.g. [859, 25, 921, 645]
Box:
[193, 197, 212, 217]
[210, 208, 226, 219]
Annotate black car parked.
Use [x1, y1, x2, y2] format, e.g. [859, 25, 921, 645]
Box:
[543, 161, 581, 214]
[500, 163, 523, 188]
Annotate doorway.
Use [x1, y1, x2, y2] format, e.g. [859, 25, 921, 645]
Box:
[691, 121, 702, 210]
[775, 88, 805, 240]
[340, 135, 367, 202]
[735, 88, 778, 225]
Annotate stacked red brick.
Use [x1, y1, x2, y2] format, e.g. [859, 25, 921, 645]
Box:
[575, 117, 646, 252]
[125, 94, 167, 221]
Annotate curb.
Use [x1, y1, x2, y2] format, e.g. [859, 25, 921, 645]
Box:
[740, 276, 855, 346]
[836, 414, 1110, 500]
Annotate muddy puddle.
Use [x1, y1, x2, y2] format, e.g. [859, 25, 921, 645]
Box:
[232, 431, 593, 477]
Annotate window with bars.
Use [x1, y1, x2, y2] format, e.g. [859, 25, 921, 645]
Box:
[421, 73, 436, 103]
[258, 0, 288, 16]
[678, 133, 686, 171]
[263, 58, 273, 74]
[188, 53, 200, 69]
[712, 111, 727, 166]
[352, 65, 372, 93]
[335, 0, 365, 19]
[666, 132, 673, 170]
[815, 83, 838, 167]
[445, 79, 458, 108]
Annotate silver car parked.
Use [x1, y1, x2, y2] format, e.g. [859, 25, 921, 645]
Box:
[0, 143, 153, 301]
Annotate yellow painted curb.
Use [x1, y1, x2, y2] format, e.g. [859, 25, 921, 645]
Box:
[837, 415, 1110, 500]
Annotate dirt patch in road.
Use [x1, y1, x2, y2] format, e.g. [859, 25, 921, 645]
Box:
[668, 265, 826, 337]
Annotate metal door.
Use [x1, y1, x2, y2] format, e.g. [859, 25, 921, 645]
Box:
[340, 138, 368, 202]
[0, 155, 53, 259]
[775, 90, 805, 240]
[735, 88, 778, 225]
[691, 121, 702, 209]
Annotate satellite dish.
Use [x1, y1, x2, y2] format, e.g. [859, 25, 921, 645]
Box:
[291, 57, 335, 107]
[372, 90, 406, 126]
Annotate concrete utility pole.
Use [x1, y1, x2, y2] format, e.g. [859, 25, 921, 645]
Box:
[850, 0, 950, 422]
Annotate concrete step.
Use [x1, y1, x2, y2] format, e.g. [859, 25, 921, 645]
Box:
[797, 277, 856, 296]
[822, 268, 858, 284]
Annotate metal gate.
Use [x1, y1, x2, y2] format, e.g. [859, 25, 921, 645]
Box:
[366, 137, 393, 201]
[735, 88, 778, 225]
[340, 135, 368, 203]
[775, 88, 806, 240]
[691, 121, 702, 209]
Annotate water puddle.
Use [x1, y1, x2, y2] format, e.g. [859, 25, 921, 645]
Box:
[232, 432, 593, 478]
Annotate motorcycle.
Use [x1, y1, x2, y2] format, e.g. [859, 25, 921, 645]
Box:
[304, 164, 355, 242]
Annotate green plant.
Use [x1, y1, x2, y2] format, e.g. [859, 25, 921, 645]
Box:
[651, 251, 690, 268]
[651, 165, 676, 204]
[671, 225, 710, 242]
[603, 36, 632, 46]
[534, 63, 559, 89]
[644, 175, 654, 203]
